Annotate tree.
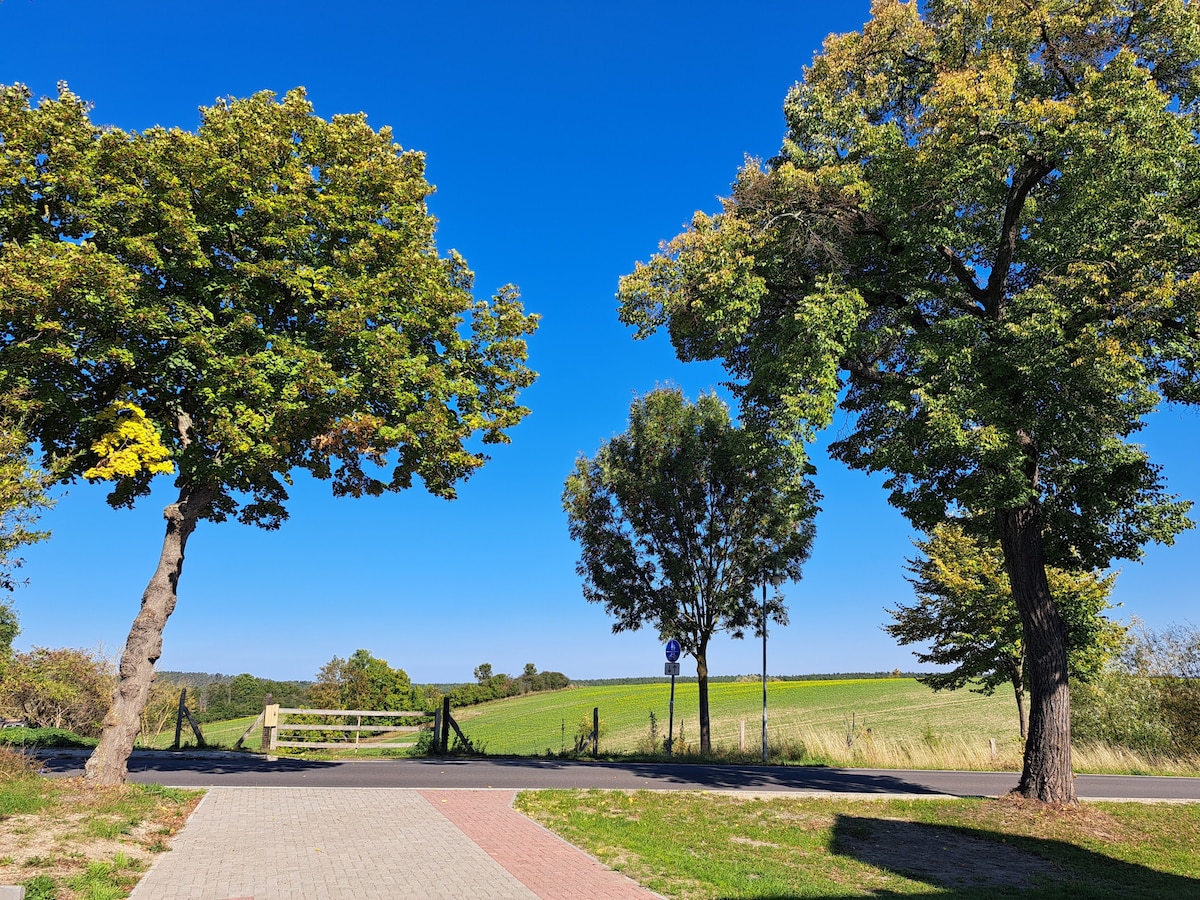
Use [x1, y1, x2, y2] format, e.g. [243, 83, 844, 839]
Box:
[312, 650, 421, 713]
[0, 85, 539, 784]
[886, 521, 1123, 739]
[618, 0, 1200, 802]
[0, 646, 114, 735]
[563, 388, 817, 753]
[473, 663, 494, 684]
[0, 421, 52, 596]
[0, 600, 16, 662]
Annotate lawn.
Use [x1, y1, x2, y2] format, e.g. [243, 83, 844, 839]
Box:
[516, 790, 1200, 898]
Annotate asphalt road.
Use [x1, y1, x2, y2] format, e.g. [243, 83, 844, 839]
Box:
[38, 751, 1200, 801]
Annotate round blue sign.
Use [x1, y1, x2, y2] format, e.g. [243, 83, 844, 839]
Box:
[665, 639, 681, 662]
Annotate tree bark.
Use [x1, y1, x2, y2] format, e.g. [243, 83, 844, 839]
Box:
[697, 639, 711, 755]
[1005, 657, 1027, 740]
[999, 503, 1075, 803]
[1010, 674, 1028, 742]
[85, 483, 211, 786]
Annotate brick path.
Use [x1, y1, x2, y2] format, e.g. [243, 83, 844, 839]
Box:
[128, 787, 661, 900]
[421, 790, 660, 899]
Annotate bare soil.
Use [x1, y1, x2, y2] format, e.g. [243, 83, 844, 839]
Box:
[0, 775, 201, 898]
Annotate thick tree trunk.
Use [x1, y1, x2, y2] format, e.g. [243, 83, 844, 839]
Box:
[999, 503, 1075, 803]
[85, 483, 210, 786]
[697, 640, 711, 755]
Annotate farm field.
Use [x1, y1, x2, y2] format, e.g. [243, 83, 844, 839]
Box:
[138, 715, 263, 751]
[453, 678, 1022, 767]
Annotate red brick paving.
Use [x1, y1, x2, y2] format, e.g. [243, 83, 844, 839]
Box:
[420, 789, 663, 900]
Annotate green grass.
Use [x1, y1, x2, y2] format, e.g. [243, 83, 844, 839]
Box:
[516, 790, 1200, 898]
[137, 715, 262, 750]
[0, 727, 95, 749]
[453, 677, 1019, 758]
[163, 678, 1199, 774]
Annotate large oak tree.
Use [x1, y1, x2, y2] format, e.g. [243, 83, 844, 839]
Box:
[0, 85, 538, 784]
[563, 388, 817, 753]
[618, 0, 1199, 801]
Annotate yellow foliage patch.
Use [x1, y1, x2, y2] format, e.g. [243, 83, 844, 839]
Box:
[83, 402, 174, 480]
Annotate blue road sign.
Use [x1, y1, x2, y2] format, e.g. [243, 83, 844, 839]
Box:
[665, 639, 681, 662]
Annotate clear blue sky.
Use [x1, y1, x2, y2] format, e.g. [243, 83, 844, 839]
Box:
[3, 1, 1197, 684]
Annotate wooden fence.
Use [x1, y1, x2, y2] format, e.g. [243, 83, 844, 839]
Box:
[258, 696, 472, 753]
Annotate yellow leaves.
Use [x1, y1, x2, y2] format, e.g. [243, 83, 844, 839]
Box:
[82, 402, 174, 481]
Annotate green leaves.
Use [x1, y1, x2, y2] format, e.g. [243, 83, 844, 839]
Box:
[618, 0, 1200, 569]
[887, 522, 1123, 699]
[563, 388, 818, 654]
[0, 85, 539, 521]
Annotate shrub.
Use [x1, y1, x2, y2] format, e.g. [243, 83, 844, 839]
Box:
[0, 647, 114, 736]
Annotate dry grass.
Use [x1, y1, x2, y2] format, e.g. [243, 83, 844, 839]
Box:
[0, 748, 202, 898]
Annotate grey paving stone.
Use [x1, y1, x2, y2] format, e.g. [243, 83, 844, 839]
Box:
[129, 788, 538, 900]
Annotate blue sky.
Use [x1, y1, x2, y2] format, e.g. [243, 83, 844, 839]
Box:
[3, 1, 1197, 684]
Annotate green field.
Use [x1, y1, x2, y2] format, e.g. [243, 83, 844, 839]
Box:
[138, 715, 264, 751]
[453, 678, 1019, 763]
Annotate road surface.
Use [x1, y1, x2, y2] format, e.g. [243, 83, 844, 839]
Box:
[38, 751, 1200, 801]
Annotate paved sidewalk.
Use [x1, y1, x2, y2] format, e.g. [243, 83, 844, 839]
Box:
[129, 788, 661, 900]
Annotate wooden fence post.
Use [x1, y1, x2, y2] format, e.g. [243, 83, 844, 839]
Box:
[592, 707, 599, 758]
[432, 708, 442, 755]
[261, 694, 274, 753]
[173, 688, 187, 750]
[441, 696, 451, 753]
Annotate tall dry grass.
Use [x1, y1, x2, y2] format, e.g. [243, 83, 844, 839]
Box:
[696, 725, 1200, 776]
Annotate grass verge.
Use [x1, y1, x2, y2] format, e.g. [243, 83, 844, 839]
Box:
[515, 789, 1200, 898]
[0, 749, 202, 899]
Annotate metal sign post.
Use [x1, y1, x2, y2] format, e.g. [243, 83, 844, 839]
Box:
[665, 639, 681, 757]
[762, 582, 768, 763]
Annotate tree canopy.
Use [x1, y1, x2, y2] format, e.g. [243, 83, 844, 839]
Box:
[0, 421, 51, 596]
[618, 0, 1200, 801]
[563, 388, 817, 753]
[0, 84, 539, 783]
[887, 521, 1123, 738]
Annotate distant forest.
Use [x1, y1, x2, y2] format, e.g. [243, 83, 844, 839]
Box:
[156, 661, 572, 723]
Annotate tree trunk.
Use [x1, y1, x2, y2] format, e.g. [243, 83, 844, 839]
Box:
[1011, 674, 1028, 742]
[999, 503, 1075, 803]
[1005, 656, 1027, 740]
[696, 639, 711, 755]
[85, 483, 210, 786]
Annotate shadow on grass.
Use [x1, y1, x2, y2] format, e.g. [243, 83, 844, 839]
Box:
[773, 812, 1200, 899]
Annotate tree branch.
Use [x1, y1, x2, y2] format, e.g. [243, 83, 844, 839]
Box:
[987, 156, 1054, 316]
[937, 245, 989, 315]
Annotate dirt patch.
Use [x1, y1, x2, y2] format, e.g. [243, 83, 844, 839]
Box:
[834, 815, 1060, 890]
[0, 774, 201, 897]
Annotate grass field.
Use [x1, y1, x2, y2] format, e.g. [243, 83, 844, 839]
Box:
[142, 678, 1199, 774]
[453, 677, 1023, 765]
[137, 716, 264, 751]
[516, 790, 1200, 898]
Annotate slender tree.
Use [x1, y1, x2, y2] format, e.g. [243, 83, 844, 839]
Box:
[0, 85, 538, 784]
[887, 522, 1123, 739]
[563, 388, 817, 753]
[618, 0, 1199, 801]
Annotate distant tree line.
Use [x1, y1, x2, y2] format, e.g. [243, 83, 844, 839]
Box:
[156, 672, 314, 723]
[153, 656, 572, 721]
[442, 662, 570, 708]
